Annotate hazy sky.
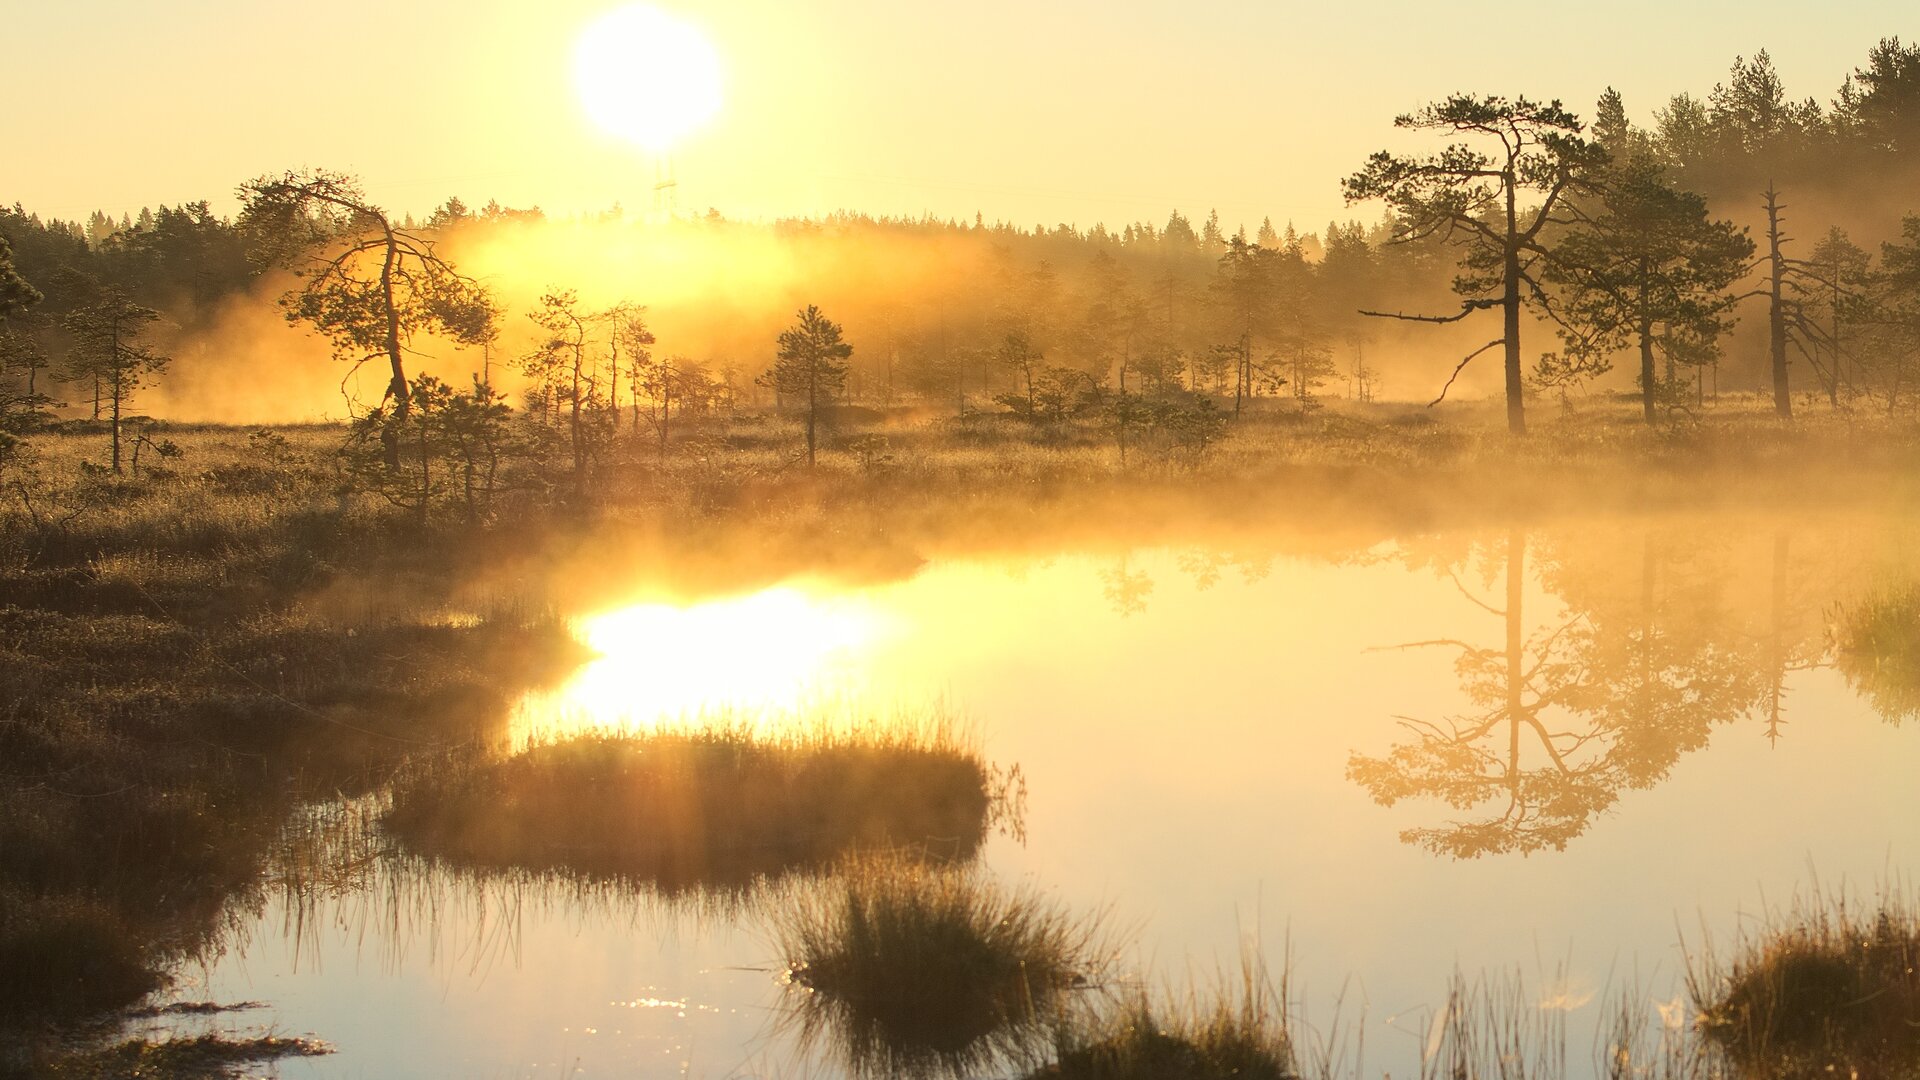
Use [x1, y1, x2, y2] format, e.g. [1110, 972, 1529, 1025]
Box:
[11, 1, 1917, 234]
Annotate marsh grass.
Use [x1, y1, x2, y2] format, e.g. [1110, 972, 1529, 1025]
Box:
[1036, 949, 1294, 1080]
[385, 710, 1000, 891]
[1689, 887, 1920, 1079]
[1415, 970, 1574, 1080]
[774, 854, 1114, 1078]
[35, 1033, 328, 1079]
[4, 406, 1919, 1070]
[0, 890, 159, 1022]
[1835, 583, 1920, 723]
[0, 428, 583, 1060]
[1602, 985, 1730, 1080]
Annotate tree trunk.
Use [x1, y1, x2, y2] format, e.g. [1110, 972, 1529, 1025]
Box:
[1502, 193, 1527, 436]
[108, 320, 122, 473]
[418, 417, 431, 526]
[110, 370, 122, 474]
[805, 366, 818, 466]
[1764, 531, 1789, 742]
[1505, 527, 1525, 800]
[380, 222, 408, 470]
[1765, 184, 1792, 419]
[569, 338, 585, 496]
[608, 333, 621, 432]
[1639, 320, 1657, 425]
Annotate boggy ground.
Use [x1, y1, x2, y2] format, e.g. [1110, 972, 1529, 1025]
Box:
[3, 392, 1918, 1075]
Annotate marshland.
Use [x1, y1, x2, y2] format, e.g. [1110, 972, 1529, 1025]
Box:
[12, 8, 1920, 1078]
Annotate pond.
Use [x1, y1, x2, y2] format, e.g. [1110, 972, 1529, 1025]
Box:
[153, 507, 1920, 1078]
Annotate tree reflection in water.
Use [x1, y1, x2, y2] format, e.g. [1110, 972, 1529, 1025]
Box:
[1349, 526, 1826, 857]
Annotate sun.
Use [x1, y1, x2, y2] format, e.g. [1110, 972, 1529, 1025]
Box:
[573, 4, 724, 153]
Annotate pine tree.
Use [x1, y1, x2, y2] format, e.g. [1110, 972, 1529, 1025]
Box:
[239, 170, 495, 469]
[1542, 158, 1753, 422]
[0, 236, 38, 325]
[62, 287, 169, 473]
[767, 305, 852, 465]
[1344, 94, 1606, 433]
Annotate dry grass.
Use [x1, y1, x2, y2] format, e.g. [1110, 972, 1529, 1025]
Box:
[384, 711, 1000, 892]
[774, 855, 1113, 1078]
[35, 1033, 328, 1079]
[1035, 949, 1294, 1080]
[1836, 583, 1920, 724]
[1690, 888, 1920, 1079]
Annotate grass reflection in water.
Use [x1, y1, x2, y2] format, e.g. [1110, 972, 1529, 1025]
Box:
[773, 854, 1113, 1079]
[386, 709, 1010, 894]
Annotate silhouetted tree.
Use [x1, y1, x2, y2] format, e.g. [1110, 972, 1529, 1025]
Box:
[1079, 250, 1154, 459]
[238, 170, 495, 468]
[0, 239, 50, 450]
[1210, 236, 1277, 416]
[62, 287, 169, 473]
[993, 329, 1042, 413]
[0, 235, 40, 325]
[522, 289, 606, 496]
[1541, 158, 1753, 421]
[614, 309, 659, 429]
[337, 372, 519, 523]
[1802, 228, 1873, 406]
[636, 353, 702, 455]
[1344, 95, 1605, 433]
[769, 305, 852, 465]
[105, 201, 255, 314]
[1861, 215, 1920, 413]
[1836, 38, 1920, 156]
[1707, 52, 1825, 163]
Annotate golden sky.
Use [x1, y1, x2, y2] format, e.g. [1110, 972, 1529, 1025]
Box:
[12, 0, 1918, 232]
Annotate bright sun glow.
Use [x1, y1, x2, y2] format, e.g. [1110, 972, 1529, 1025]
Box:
[573, 4, 724, 152]
[512, 587, 883, 746]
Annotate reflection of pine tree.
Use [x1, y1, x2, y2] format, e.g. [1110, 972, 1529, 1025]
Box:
[1098, 556, 1153, 618]
[1349, 527, 1777, 857]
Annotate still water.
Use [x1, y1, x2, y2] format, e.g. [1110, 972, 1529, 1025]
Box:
[158, 510, 1920, 1078]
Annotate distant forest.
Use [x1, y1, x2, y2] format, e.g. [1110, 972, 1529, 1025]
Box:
[7, 40, 1920, 435]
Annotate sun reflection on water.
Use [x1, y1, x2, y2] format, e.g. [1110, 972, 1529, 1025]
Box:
[511, 585, 886, 746]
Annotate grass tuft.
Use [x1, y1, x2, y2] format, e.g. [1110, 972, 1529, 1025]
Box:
[1034, 959, 1294, 1080]
[775, 856, 1111, 1078]
[1836, 583, 1920, 723]
[385, 714, 998, 891]
[1692, 890, 1920, 1079]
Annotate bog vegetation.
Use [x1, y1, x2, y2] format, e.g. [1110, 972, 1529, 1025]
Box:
[9, 33, 1920, 1080]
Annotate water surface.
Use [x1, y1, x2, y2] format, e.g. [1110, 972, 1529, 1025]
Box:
[166, 509, 1920, 1078]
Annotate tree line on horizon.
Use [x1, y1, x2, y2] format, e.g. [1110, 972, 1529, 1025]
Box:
[6, 37, 1920, 469]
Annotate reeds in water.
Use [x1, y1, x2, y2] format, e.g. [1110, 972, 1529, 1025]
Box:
[385, 710, 1001, 892]
[774, 854, 1112, 1078]
[1689, 886, 1920, 1079]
